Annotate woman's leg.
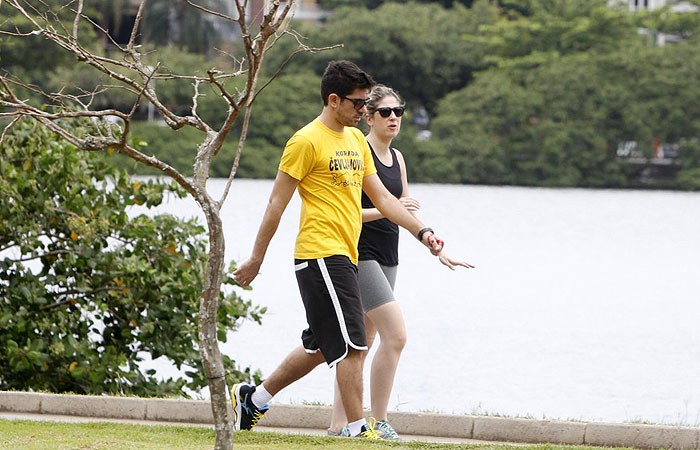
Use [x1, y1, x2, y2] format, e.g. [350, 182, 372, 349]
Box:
[366, 300, 406, 421]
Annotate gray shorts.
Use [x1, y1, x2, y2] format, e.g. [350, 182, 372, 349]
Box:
[357, 260, 397, 312]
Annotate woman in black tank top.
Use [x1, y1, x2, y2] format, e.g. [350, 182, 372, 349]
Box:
[328, 85, 474, 440]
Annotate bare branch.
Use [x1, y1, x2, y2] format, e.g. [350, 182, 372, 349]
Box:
[0, 28, 42, 37]
[71, 0, 82, 42]
[8, 249, 71, 264]
[218, 104, 252, 206]
[254, 40, 343, 103]
[29, 287, 116, 316]
[260, 0, 293, 38]
[191, 78, 212, 131]
[77, 12, 126, 52]
[207, 69, 238, 109]
[1, 89, 129, 122]
[4, 1, 204, 131]
[0, 242, 19, 253]
[184, 0, 239, 22]
[127, 0, 146, 52]
[0, 115, 22, 148]
[119, 143, 197, 197]
[126, 61, 160, 123]
[2, 81, 195, 197]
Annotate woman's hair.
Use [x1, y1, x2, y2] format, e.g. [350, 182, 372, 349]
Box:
[366, 84, 404, 115]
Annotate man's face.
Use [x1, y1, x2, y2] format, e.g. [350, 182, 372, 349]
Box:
[333, 88, 370, 127]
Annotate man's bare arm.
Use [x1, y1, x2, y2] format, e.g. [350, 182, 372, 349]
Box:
[363, 173, 441, 253]
[234, 171, 299, 286]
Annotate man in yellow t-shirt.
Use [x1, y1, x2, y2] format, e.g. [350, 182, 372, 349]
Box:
[280, 118, 374, 265]
[231, 60, 444, 439]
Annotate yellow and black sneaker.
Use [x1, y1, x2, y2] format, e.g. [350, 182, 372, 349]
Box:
[231, 383, 270, 431]
[353, 418, 381, 440]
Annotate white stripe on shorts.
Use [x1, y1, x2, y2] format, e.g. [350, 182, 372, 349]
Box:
[317, 258, 367, 366]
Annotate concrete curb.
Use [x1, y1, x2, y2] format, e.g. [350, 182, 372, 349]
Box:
[2, 391, 699, 449]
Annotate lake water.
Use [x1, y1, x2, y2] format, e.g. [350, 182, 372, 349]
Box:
[145, 178, 700, 425]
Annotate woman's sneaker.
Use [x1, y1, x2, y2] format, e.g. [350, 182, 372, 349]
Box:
[327, 425, 351, 437]
[375, 420, 402, 441]
[230, 383, 270, 431]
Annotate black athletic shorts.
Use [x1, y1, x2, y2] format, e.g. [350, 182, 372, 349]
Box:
[294, 255, 367, 368]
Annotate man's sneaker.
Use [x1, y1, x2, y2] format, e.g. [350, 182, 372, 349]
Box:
[327, 425, 351, 437]
[353, 419, 381, 439]
[375, 420, 402, 441]
[230, 383, 269, 431]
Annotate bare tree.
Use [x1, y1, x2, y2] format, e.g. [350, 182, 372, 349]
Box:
[0, 1, 337, 448]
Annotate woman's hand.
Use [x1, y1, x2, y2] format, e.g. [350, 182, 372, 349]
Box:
[399, 196, 420, 212]
[438, 251, 475, 271]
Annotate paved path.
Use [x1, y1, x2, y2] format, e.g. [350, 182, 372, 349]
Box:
[2, 392, 699, 449]
[0, 411, 496, 445]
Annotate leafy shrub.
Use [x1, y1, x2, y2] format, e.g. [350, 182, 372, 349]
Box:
[0, 120, 264, 396]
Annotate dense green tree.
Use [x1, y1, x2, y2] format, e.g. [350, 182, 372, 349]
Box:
[473, 0, 637, 69]
[1, 1, 299, 447]
[0, 121, 264, 395]
[318, 0, 474, 8]
[633, 0, 700, 38]
[431, 37, 700, 188]
[11, 0, 699, 190]
[676, 139, 700, 189]
[0, 3, 84, 89]
[306, 1, 498, 113]
[432, 71, 535, 185]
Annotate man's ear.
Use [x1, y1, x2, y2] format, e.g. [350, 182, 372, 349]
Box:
[328, 93, 340, 108]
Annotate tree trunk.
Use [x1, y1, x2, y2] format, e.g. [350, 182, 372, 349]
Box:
[197, 200, 233, 450]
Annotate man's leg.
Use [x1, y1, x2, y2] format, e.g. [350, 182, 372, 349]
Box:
[261, 345, 325, 395]
[329, 316, 377, 433]
[329, 378, 347, 433]
[335, 348, 365, 423]
[232, 345, 324, 431]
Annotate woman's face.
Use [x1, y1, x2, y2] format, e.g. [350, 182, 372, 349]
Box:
[366, 95, 403, 140]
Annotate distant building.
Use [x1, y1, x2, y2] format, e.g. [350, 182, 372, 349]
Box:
[248, 0, 330, 27]
[623, 0, 699, 12]
[610, 0, 700, 45]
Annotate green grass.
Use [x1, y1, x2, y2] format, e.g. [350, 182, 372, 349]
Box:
[0, 419, 633, 450]
[0, 419, 213, 449]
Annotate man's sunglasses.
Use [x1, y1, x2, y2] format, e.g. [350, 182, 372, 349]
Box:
[375, 107, 405, 118]
[338, 94, 370, 110]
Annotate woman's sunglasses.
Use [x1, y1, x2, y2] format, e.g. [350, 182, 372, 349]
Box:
[375, 107, 405, 118]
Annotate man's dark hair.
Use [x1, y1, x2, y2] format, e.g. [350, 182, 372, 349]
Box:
[320, 60, 375, 105]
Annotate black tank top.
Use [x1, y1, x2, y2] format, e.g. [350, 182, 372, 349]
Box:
[358, 143, 403, 266]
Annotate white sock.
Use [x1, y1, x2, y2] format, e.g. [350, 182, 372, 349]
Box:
[251, 384, 272, 409]
[348, 418, 367, 437]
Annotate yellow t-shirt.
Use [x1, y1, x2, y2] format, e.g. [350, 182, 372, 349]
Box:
[279, 118, 377, 265]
